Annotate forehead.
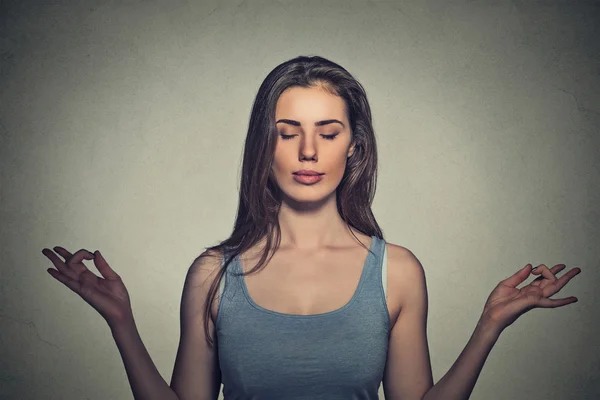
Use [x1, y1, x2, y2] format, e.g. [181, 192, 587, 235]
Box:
[275, 86, 347, 121]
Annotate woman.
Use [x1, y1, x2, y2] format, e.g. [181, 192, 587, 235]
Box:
[42, 55, 581, 400]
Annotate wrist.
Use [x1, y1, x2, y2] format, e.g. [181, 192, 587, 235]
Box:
[476, 315, 503, 342]
[108, 314, 137, 336]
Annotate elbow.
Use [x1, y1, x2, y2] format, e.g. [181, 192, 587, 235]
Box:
[419, 386, 433, 400]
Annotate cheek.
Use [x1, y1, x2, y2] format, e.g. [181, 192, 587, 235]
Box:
[332, 152, 350, 172]
[270, 153, 291, 184]
[271, 152, 286, 174]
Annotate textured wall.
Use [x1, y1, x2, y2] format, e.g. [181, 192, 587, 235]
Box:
[1, 0, 598, 399]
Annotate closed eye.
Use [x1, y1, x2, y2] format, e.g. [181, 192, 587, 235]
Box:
[279, 133, 339, 140]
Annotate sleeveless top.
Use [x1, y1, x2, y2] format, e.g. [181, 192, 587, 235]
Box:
[215, 235, 390, 400]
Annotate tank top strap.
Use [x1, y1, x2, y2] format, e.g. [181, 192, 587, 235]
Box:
[218, 248, 257, 325]
[355, 235, 386, 303]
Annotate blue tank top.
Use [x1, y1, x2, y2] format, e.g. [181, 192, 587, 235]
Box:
[215, 235, 391, 399]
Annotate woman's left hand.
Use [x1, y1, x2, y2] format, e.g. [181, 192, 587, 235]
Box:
[480, 263, 581, 335]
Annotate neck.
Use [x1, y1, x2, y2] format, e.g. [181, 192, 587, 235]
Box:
[276, 192, 353, 250]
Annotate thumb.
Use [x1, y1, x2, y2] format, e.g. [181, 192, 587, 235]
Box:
[501, 264, 532, 287]
[93, 250, 120, 280]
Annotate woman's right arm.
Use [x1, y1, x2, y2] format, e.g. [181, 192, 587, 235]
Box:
[43, 247, 221, 400]
[169, 250, 223, 400]
[109, 318, 180, 400]
[110, 250, 223, 400]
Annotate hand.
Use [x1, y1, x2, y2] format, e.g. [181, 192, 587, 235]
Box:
[480, 263, 581, 334]
[43, 247, 133, 326]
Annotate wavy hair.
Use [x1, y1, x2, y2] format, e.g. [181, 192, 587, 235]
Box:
[199, 55, 384, 347]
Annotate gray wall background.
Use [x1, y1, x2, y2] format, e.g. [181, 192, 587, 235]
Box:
[1, 0, 598, 399]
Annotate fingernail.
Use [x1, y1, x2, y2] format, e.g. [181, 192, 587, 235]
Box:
[531, 266, 538, 271]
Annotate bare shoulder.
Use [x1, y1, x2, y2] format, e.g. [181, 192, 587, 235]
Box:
[183, 249, 224, 321]
[385, 242, 424, 271]
[186, 248, 224, 289]
[384, 242, 427, 311]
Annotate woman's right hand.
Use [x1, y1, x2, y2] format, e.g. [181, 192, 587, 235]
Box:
[43, 247, 133, 327]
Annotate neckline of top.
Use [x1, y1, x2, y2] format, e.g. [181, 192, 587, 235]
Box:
[233, 235, 379, 319]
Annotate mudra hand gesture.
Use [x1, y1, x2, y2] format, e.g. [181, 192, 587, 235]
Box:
[481, 263, 581, 335]
[42, 247, 133, 327]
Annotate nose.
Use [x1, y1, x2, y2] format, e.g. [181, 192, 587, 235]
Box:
[299, 135, 317, 161]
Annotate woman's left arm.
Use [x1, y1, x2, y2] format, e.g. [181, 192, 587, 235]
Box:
[422, 263, 581, 400]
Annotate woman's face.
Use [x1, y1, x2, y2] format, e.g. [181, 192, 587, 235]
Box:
[271, 85, 355, 206]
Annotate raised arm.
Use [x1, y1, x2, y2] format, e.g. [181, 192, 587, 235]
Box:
[382, 245, 433, 400]
[383, 246, 580, 400]
[170, 250, 223, 400]
[382, 245, 499, 400]
[43, 247, 181, 400]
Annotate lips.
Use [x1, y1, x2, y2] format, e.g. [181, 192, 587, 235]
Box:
[293, 170, 323, 176]
[293, 174, 323, 184]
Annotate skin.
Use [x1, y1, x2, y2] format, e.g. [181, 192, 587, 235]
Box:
[271, 84, 359, 250]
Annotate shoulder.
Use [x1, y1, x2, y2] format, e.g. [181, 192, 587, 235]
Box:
[181, 249, 225, 325]
[190, 248, 223, 273]
[384, 242, 427, 310]
[385, 242, 424, 271]
[184, 249, 224, 294]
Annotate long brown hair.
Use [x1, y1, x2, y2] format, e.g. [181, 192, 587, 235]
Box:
[200, 55, 384, 348]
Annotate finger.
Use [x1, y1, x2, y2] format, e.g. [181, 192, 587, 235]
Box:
[543, 267, 582, 297]
[67, 249, 96, 265]
[53, 246, 73, 261]
[46, 266, 82, 295]
[93, 250, 120, 280]
[536, 296, 578, 308]
[43, 248, 78, 281]
[550, 264, 566, 274]
[500, 264, 533, 287]
[531, 264, 566, 286]
[63, 249, 95, 276]
[530, 264, 558, 289]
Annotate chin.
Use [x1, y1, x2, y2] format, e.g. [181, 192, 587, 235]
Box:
[280, 185, 336, 206]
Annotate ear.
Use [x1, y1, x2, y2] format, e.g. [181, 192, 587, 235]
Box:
[347, 142, 355, 158]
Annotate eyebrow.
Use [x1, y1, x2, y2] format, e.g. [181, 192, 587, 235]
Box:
[275, 119, 345, 128]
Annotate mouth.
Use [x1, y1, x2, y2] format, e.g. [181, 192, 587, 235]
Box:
[292, 171, 324, 176]
[292, 174, 324, 184]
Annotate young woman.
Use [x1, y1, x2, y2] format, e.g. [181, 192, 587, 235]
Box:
[42, 56, 581, 400]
